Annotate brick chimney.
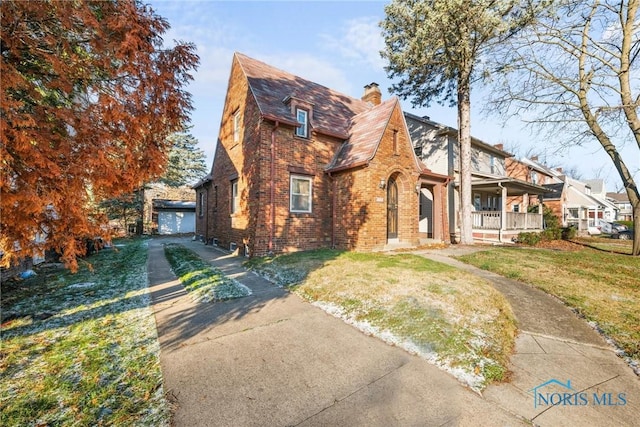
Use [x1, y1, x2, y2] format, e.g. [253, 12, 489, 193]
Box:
[494, 143, 504, 150]
[531, 155, 538, 162]
[362, 82, 381, 106]
[556, 167, 563, 173]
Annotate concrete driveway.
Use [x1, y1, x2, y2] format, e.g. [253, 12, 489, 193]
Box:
[148, 238, 639, 426]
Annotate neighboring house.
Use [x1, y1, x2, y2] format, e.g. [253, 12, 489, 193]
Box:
[143, 183, 196, 234]
[194, 53, 451, 257]
[406, 114, 548, 243]
[583, 179, 618, 222]
[607, 192, 633, 221]
[505, 156, 560, 212]
[510, 157, 615, 234]
[541, 176, 609, 234]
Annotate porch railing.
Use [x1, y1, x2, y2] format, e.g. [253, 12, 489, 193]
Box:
[472, 211, 501, 229]
[472, 211, 543, 230]
[506, 212, 542, 230]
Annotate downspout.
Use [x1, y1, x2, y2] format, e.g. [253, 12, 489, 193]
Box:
[204, 187, 209, 244]
[327, 171, 336, 248]
[269, 121, 279, 255]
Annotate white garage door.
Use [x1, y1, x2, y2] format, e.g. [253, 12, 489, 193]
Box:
[158, 211, 195, 235]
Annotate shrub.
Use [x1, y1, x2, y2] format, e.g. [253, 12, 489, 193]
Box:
[561, 226, 577, 240]
[518, 232, 541, 245]
[541, 228, 561, 241]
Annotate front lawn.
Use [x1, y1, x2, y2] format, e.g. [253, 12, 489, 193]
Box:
[0, 238, 168, 426]
[247, 250, 517, 391]
[457, 245, 640, 370]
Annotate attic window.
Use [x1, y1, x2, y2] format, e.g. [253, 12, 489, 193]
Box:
[393, 129, 399, 154]
[295, 108, 308, 138]
[233, 110, 241, 142]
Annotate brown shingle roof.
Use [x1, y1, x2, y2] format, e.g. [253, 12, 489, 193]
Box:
[236, 53, 370, 138]
[328, 97, 399, 172]
[235, 53, 448, 179]
[606, 192, 630, 203]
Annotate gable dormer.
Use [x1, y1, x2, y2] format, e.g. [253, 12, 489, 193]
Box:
[283, 95, 314, 139]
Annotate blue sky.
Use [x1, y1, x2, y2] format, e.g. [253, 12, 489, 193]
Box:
[148, 0, 635, 191]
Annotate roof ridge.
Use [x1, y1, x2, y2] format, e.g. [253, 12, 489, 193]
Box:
[234, 52, 368, 108]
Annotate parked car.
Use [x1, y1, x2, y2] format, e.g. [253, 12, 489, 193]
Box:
[612, 230, 634, 240]
[612, 222, 628, 233]
[598, 221, 627, 234]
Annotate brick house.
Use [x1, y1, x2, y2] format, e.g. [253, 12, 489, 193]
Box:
[505, 156, 559, 212]
[194, 53, 451, 256]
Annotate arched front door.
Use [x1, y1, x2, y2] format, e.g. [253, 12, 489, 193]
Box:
[387, 177, 398, 239]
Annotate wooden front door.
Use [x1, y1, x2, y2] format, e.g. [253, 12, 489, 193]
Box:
[387, 178, 398, 239]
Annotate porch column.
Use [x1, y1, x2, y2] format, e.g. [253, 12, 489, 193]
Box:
[433, 183, 442, 242]
[500, 184, 507, 242]
[538, 201, 542, 230]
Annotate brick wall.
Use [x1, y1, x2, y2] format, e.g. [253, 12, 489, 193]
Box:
[333, 102, 422, 250]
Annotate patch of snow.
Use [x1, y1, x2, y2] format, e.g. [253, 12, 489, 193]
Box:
[587, 320, 640, 376]
[68, 282, 97, 289]
[311, 300, 486, 392]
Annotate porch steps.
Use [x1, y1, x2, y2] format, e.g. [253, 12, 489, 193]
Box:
[419, 238, 439, 245]
[381, 241, 415, 252]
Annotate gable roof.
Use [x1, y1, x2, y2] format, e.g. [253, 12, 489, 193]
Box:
[584, 179, 605, 194]
[521, 157, 564, 180]
[542, 183, 564, 199]
[404, 112, 514, 158]
[327, 97, 399, 172]
[607, 192, 630, 203]
[235, 52, 370, 139]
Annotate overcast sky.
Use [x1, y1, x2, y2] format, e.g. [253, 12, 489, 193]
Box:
[148, 0, 636, 192]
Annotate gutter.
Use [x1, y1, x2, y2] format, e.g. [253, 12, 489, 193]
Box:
[327, 171, 336, 249]
[269, 121, 279, 254]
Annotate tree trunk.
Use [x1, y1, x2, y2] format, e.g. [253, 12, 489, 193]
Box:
[458, 79, 473, 245]
[630, 191, 640, 256]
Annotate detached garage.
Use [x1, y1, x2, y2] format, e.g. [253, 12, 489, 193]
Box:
[152, 200, 196, 235]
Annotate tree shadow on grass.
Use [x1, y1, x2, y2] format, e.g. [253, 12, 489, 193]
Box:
[568, 238, 633, 255]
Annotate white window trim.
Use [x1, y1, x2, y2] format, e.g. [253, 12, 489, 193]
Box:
[295, 108, 308, 138]
[290, 175, 312, 213]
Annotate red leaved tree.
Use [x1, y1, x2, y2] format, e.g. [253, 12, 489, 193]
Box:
[1, 0, 199, 270]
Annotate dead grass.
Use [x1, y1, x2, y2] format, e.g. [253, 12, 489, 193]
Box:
[457, 246, 640, 368]
[248, 250, 517, 389]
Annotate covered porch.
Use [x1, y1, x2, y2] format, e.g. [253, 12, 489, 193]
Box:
[469, 176, 548, 243]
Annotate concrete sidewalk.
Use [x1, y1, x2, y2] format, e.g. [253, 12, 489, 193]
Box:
[415, 247, 640, 426]
[148, 237, 639, 426]
[147, 237, 524, 426]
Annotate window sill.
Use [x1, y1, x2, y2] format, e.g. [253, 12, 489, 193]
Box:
[289, 212, 314, 218]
